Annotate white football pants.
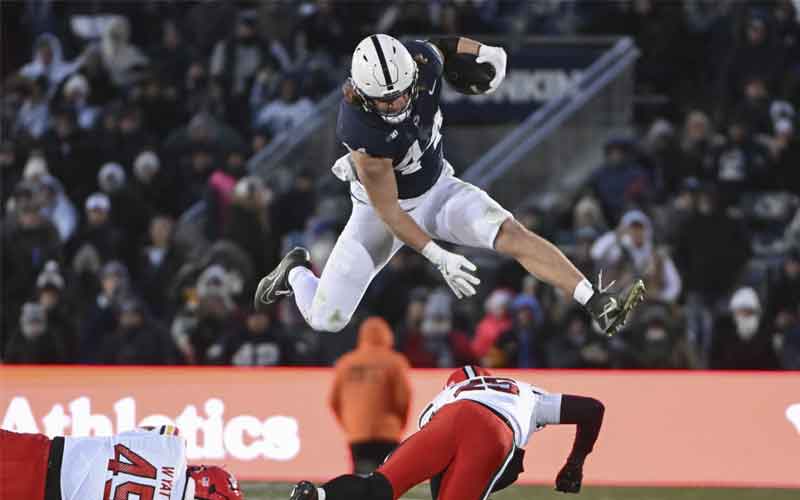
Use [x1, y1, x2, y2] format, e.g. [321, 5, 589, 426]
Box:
[289, 165, 511, 332]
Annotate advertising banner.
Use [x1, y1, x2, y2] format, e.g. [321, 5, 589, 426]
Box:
[440, 42, 607, 124]
[2, 367, 798, 487]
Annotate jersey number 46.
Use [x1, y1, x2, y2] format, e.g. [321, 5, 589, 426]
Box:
[103, 444, 157, 500]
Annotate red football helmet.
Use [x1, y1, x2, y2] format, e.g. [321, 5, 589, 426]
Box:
[445, 365, 492, 388]
[187, 465, 243, 500]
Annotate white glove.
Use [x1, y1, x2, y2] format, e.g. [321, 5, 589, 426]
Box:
[475, 44, 507, 94]
[421, 241, 480, 299]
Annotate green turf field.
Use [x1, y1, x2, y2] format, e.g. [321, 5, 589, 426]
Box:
[242, 482, 798, 500]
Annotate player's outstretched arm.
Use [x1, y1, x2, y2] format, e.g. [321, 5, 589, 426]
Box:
[352, 150, 480, 299]
[554, 395, 605, 493]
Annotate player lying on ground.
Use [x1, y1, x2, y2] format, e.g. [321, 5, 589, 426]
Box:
[0, 426, 242, 500]
[255, 33, 644, 335]
[288, 365, 605, 500]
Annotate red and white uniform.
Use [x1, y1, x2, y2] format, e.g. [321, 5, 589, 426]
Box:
[418, 375, 561, 447]
[62, 427, 190, 500]
[0, 426, 191, 500]
[376, 369, 563, 500]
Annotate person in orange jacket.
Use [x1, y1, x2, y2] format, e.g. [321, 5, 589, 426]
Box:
[330, 316, 412, 474]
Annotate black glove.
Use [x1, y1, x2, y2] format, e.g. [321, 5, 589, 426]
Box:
[555, 461, 583, 493]
[584, 275, 646, 336]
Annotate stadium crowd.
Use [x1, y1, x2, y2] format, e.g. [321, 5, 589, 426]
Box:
[1, 1, 799, 370]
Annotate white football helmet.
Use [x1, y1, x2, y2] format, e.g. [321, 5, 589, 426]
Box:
[350, 34, 418, 124]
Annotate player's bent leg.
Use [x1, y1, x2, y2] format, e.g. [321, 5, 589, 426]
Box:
[436, 403, 515, 500]
[494, 217, 584, 298]
[304, 238, 380, 332]
[376, 403, 465, 500]
[419, 172, 512, 251]
[299, 201, 401, 332]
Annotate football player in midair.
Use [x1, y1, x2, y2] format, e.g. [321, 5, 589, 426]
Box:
[255, 34, 644, 335]
[0, 426, 243, 500]
[288, 365, 605, 500]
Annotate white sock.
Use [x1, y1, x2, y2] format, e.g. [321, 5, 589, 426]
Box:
[573, 278, 595, 306]
[288, 266, 318, 321]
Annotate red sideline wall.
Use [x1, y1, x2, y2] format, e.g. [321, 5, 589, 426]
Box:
[1, 366, 798, 488]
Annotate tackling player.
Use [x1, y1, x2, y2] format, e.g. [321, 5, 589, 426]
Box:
[288, 365, 605, 500]
[0, 426, 243, 500]
[255, 34, 644, 335]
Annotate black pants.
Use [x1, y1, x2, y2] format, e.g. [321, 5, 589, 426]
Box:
[350, 440, 398, 475]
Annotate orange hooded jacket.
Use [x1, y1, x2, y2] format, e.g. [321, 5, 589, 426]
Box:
[329, 317, 411, 443]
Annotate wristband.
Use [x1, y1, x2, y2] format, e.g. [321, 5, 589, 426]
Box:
[573, 278, 595, 306]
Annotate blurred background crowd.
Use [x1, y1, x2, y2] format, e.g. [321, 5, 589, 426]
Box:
[1, 1, 799, 370]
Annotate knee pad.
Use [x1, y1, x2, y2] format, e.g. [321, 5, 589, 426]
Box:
[308, 237, 380, 332]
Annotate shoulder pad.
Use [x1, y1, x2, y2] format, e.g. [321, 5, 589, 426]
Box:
[336, 100, 400, 159]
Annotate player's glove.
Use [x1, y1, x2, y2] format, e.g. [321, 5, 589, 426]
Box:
[584, 271, 646, 336]
[475, 44, 507, 93]
[421, 241, 480, 299]
[555, 461, 583, 493]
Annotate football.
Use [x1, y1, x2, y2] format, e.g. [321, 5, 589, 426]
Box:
[443, 52, 496, 95]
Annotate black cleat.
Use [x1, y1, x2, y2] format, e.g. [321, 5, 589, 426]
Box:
[289, 481, 318, 500]
[585, 273, 646, 336]
[254, 247, 311, 310]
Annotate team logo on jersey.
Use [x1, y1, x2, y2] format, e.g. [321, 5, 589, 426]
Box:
[413, 115, 420, 127]
[386, 129, 399, 142]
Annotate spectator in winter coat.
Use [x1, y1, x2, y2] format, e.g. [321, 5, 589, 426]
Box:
[330, 317, 411, 474]
[495, 293, 544, 368]
[253, 76, 314, 137]
[35, 261, 77, 360]
[135, 215, 184, 319]
[471, 289, 514, 360]
[711, 287, 779, 370]
[591, 210, 682, 304]
[14, 75, 50, 140]
[131, 150, 181, 217]
[171, 265, 244, 364]
[209, 310, 286, 366]
[673, 184, 751, 304]
[402, 289, 475, 368]
[222, 176, 276, 278]
[97, 16, 150, 89]
[77, 261, 131, 364]
[97, 162, 154, 251]
[706, 115, 770, 207]
[99, 295, 174, 365]
[68, 193, 126, 270]
[1, 183, 61, 334]
[19, 33, 83, 99]
[62, 74, 101, 130]
[210, 9, 286, 131]
[587, 138, 653, 224]
[4, 302, 68, 363]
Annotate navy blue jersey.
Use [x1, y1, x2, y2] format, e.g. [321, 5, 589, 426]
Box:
[337, 40, 445, 199]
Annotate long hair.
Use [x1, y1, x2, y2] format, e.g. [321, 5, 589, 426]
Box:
[341, 79, 363, 107]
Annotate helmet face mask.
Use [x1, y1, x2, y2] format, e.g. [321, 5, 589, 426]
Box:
[353, 73, 418, 124]
[350, 34, 419, 124]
